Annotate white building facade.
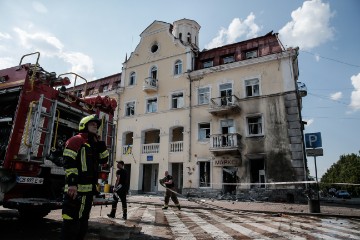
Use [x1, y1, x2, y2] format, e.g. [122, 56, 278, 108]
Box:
[116, 19, 307, 201]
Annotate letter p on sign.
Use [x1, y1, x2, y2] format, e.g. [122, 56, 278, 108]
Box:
[305, 132, 322, 148]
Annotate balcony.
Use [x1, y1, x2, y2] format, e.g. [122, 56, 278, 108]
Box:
[143, 77, 158, 93]
[208, 95, 241, 116]
[170, 141, 183, 153]
[210, 133, 242, 155]
[142, 143, 160, 154]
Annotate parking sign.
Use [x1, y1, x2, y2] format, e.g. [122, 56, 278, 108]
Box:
[305, 132, 322, 148]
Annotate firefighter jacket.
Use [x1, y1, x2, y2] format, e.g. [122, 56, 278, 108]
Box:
[63, 133, 109, 194]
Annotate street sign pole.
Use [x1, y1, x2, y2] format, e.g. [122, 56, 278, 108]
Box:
[313, 154, 320, 200]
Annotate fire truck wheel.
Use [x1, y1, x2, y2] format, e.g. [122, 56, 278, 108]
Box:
[18, 208, 51, 219]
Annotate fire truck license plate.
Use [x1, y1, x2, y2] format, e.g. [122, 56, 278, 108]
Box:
[17, 176, 44, 184]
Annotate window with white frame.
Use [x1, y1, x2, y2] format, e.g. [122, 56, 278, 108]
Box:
[203, 60, 213, 68]
[129, 72, 136, 86]
[220, 83, 232, 105]
[223, 55, 235, 64]
[198, 122, 210, 141]
[198, 87, 210, 105]
[199, 161, 211, 187]
[125, 101, 135, 116]
[247, 115, 263, 136]
[245, 78, 260, 97]
[146, 98, 157, 113]
[171, 92, 184, 109]
[174, 60, 182, 75]
[246, 50, 258, 59]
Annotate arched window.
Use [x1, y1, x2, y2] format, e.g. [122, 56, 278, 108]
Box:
[151, 66, 157, 80]
[187, 32, 191, 43]
[129, 72, 136, 86]
[174, 60, 182, 75]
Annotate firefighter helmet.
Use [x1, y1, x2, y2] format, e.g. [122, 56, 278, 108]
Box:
[79, 114, 101, 132]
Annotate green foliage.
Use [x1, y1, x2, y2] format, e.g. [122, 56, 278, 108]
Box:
[320, 151, 360, 197]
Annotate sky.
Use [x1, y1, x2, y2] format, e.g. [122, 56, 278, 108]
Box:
[1, 0, 359, 180]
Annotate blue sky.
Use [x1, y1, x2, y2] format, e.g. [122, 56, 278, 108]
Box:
[1, 0, 359, 179]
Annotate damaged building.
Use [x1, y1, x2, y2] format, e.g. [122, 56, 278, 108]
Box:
[111, 18, 307, 201]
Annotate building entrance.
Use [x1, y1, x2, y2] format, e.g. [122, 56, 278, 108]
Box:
[171, 163, 183, 193]
[142, 164, 159, 193]
[223, 166, 237, 194]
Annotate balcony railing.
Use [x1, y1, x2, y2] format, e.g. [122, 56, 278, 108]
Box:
[143, 77, 158, 92]
[142, 143, 160, 154]
[170, 141, 183, 152]
[209, 133, 241, 154]
[122, 145, 133, 155]
[208, 95, 241, 116]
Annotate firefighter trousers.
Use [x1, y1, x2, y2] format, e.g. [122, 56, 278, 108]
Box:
[61, 193, 93, 240]
[164, 187, 179, 206]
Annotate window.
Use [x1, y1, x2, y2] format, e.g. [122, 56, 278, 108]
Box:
[146, 98, 157, 113]
[99, 84, 109, 93]
[245, 78, 260, 97]
[113, 81, 120, 89]
[151, 43, 158, 53]
[246, 50, 258, 59]
[174, 60, 182, 75]
[129, 72, 136, 86]
[151, 66, 157, 80]
[74, 90, 82, 97]
[220, 83, 232, 106]
[223, 55, 235, 64]
[86, 87, 94, 96]
[125, 101, 135, 116]
[247, 116, 263, 136]
[198, 87, 210, 105]
[199, 161, 211, 187]
[198, 123, 210, 141]
[171, 92, 184, 109]
[203, 60, 213, 68]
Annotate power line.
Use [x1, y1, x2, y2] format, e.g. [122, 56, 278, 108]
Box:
[307, 92, 350, 105]
[300, 50, 360, 68]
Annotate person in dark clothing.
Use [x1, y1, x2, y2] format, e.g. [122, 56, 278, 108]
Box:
[160, 170, 181, 210]
[108, 160, 129, 219]
[61, 114, 109, 240]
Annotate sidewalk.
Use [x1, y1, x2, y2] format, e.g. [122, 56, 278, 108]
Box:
[125, 194, 360, 218]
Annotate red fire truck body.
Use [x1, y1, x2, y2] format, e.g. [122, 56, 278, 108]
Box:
[0, 53, 115, 218]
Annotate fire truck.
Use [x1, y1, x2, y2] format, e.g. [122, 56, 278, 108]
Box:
[0, 52, 116, 218]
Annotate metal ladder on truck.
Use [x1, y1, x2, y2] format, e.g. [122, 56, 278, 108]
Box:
[26, 94, 58, 162]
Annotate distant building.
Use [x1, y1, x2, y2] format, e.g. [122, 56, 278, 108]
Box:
[72, 19, 308, 201]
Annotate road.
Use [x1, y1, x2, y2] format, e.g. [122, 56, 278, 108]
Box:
[1, 202, 360, 239]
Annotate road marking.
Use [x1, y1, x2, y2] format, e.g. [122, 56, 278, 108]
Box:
[182, 209, 234, 239]
[140, 205, 156, 236]
[163, 209, 196, 240]
[198, 209, 272, 239]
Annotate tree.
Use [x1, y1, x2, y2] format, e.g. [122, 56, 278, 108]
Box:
[320, 151, 360, 197]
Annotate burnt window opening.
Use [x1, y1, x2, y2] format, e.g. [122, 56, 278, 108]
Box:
[199, 161, 211, 187]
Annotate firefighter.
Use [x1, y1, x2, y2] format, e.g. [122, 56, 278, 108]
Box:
[107, 160, 129, 219]
[61, 114, 109, 240]
[160, 170, 181, 210]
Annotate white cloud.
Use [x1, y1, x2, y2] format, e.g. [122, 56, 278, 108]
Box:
[32, 1, 48, 13]
[0, 32, 12, 40]
[305, 118, 314, 126]
[14, 27, 63, 56]
[0, 57, 16, 69]
[10, 27, 94, 82]
[278, 0, 334, 50]
[330, 92, 342, 101]
[60, 52, 94, 77]
[349, 73, 360, 111]
[205, 13, 261, 49]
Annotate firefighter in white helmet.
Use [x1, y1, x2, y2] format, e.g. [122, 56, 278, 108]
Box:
[61, 114, 109, 240]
